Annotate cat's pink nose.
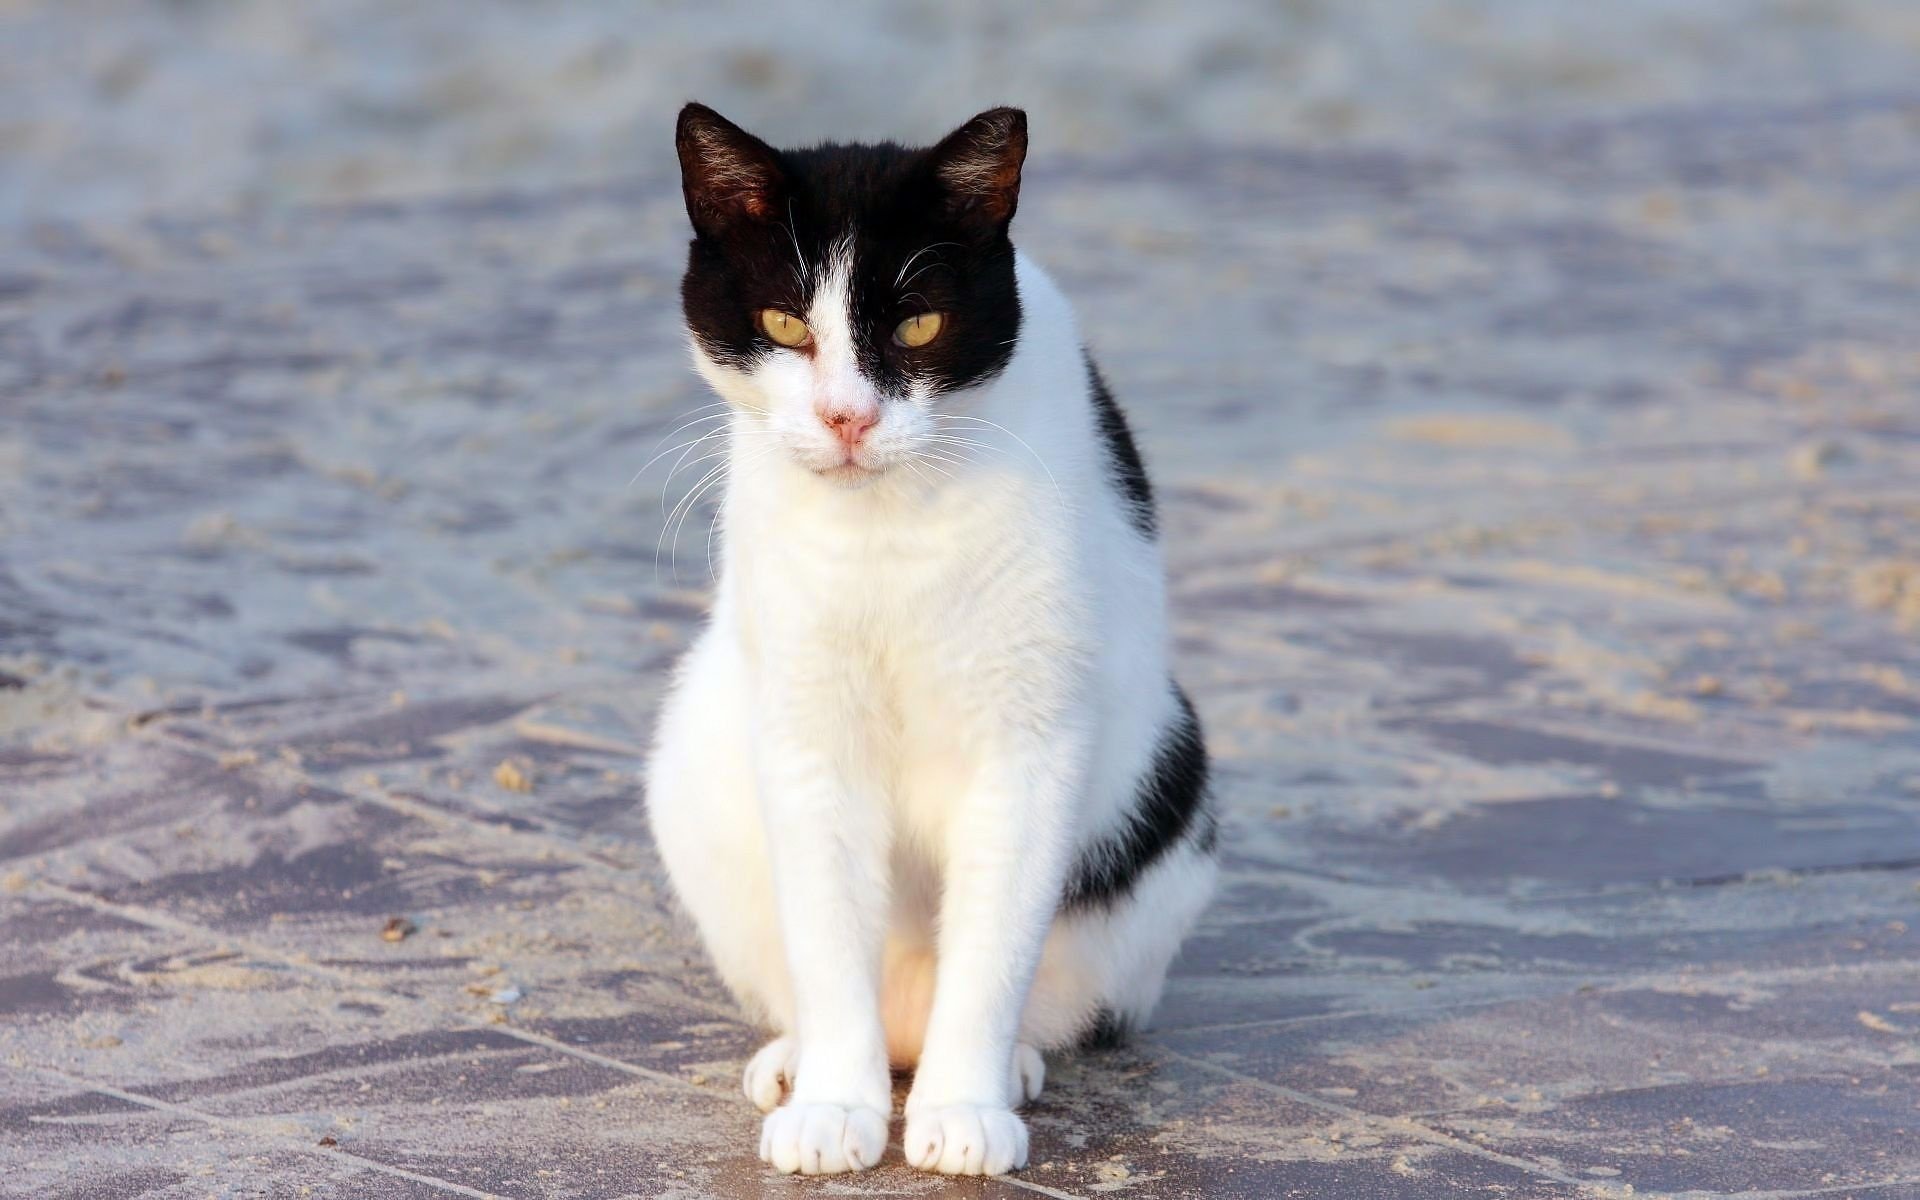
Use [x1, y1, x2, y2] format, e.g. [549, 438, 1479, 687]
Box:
[821, 407, 877, 449]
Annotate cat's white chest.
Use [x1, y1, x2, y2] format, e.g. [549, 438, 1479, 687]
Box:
[727, 462, 1085, 802]
[733, 466, 1064, 640]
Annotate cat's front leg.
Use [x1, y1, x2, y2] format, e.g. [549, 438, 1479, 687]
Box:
[905, 730, 1086, 1175]
[753, 689, 894, 1174]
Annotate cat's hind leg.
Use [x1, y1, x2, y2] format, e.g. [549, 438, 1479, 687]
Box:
[1010, 1042, 1045, 1104]
[744, 1035, 798, 1113]
[646, 631, 794, 1040]
[1020, 837, 1219, 1052]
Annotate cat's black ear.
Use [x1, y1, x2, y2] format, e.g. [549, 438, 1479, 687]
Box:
[676, 103, 785, 236]
[926, 107, 1028, 234]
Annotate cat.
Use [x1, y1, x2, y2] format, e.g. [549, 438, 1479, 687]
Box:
[646, 102, 1217, 1177]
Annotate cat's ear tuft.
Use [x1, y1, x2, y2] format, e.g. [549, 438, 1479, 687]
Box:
[676, 103, 785, 235]
[927, 107, 1028, 232]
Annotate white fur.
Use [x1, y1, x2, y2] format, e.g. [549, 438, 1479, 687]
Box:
[647, 251, 1216, 1176]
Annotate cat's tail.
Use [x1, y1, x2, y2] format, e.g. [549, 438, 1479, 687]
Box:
[881, 939, 938, 1069]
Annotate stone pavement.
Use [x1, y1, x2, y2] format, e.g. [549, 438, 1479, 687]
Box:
[4, 6, 1920, 1198]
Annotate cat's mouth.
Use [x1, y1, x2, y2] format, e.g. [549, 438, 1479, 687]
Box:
[815, 460, 882, 484]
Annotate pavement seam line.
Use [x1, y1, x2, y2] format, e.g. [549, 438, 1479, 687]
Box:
[24, 1064, 510, 1200]
[1154, 1045, 1594, 1189]
[33, 823, 1920, 1189]
[32, 881, 389, 990]
[1156, 993, 1525, 1037]
[1155, 955, 1920, 1038]
[1726, 1181, 1920, 1200]
[138, 719, 660, 884]
[29, 884, 1105, 1196]
[492, 1026, 712, 1095]
[999, 1175, 1096, 1199]
[48, 706, 1920, 1193]
[29, 879, 728, 1101]
[1157, 1049, 1913, 1197]
[41, 874, 1917, 1195]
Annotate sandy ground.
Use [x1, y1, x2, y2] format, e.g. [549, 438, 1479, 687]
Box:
[3, 2, 1920, 1197]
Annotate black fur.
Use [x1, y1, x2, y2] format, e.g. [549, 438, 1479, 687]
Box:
[1059, 684, 1212, 913]
[676, 103, 1025, 398]
[1078, 1008, 1132, 1050]
[1084, 354, 1157, 538]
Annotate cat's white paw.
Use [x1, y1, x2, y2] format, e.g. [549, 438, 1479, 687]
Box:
[742, 1036, 797, 1113]
[904, 1104, 1029, 1175]
[758, 1102, 888, 1175]
[1009, 1043, 1045, 1105]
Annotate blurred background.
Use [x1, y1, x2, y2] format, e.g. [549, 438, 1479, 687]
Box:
[7, 0, 1920, 225]
[5, 3, 1920, 1197]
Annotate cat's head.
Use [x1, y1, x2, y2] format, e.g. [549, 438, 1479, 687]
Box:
[675, 102, 1026, 484]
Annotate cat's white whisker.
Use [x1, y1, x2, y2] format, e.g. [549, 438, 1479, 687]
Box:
[899, 458, 936, 490]
[657, 455, 733, 582]
[932, 414, 1065, 503]
[783, 199, 810, 294]
[894, 240, 961, 288]
[692, 444, 781, 583]
[912, 443, 977, 468]
[627, 407, 735, 488]
[659, 424, 786, 502]
[660, 430, 730, 501]
[910, 455, 958, 484]
[917, 433, 992, 452]
[664, 471, 728, 582]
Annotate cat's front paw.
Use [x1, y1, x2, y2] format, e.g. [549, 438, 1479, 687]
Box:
[903, 1103, 1029, 1175]
[758, 1102, 888, 1175]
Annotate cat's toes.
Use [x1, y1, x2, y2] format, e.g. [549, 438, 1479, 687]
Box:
[758, 1102, 888, 1175]
[742, 1036, 797, 1113]
[1009, 1043, 1045, 1105]
[904, 1104, 1029, 1176]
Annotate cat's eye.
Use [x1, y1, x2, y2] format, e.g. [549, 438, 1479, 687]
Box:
[760, 309, 812, 348]
[893, 312, 945, 349]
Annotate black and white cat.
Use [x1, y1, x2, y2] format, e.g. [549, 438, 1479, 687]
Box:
[646, 103, 1216, 1177]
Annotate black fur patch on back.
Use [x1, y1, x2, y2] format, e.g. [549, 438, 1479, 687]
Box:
[1084, 354, 1157, 538]
[1060, 683, 1211, 913]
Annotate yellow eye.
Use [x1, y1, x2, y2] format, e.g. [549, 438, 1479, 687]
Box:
[759, 309, 811, 348]
[893, 312, 944, 349]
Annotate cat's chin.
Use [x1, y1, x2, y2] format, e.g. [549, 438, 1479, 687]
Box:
[812, 461, 885, 489]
